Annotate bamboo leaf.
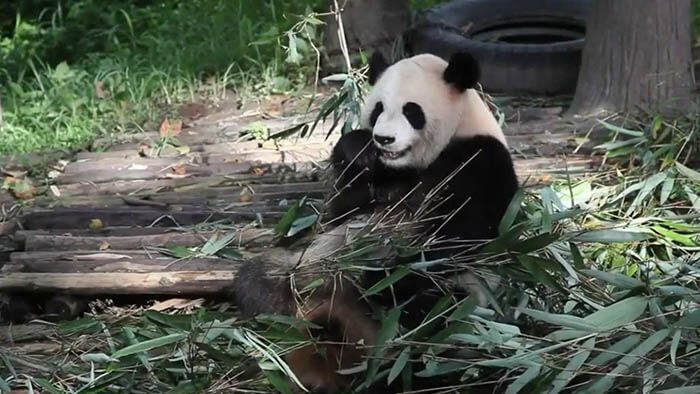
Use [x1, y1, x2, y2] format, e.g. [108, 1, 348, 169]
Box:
[578, 329, 669, 394]
[582, 296, 648, 330]
[549, 337, 595, 394]
[376, 308, 401, 347]
[363, 266, 411, 297]
[506, 364, 541, 394]
[674, 308, 700, 329]
[262, 370, 294, 394]
[656, 386, 700, 394]
[447, 297, 477, 322]
[569, 242, 585, 269]
[477, 335, 590, 368]
[32, 378, 62, 394]
[518, 308, 598, 331]
[597, 120, 644, 137]
[112, 332, 187, 359]
[387, 347, 411, 385]
[498, 188, 525, 235]
[287, 214, 318, 237]
[201, 232, 236, 256]
[275, 197, 306, 236]
[569, 229, 653, 243]
[670, 329, 681, 365]
[626, 172, 667, 215]
[595, 136, 644, 151]
[660, 176, 675, 204]
[676, 162, 700, 184]
[511, 232, 561, 254]
[652, 226, 697, 246]
[581, 269, 645, 289]
[589, 335, 641, 367]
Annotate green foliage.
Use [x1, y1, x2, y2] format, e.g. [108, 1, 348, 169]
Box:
[0, 0, 326, 154]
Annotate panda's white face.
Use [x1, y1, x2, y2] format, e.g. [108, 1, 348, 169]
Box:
[360, 53, 505, 169]
[361, 55, 458, 169]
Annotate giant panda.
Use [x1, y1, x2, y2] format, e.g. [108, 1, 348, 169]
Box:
[231, 51, 518, 393]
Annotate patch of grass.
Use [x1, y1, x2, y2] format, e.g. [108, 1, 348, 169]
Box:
[0, 0, 326, 154]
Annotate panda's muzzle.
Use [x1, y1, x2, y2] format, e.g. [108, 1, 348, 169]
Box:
[379, 147, 410, 160]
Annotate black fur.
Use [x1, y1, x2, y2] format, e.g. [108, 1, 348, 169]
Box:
[368, 52, 389, 85]
[369, 101, 383, 127]
[402, 102, 426, 130]
[230, 257, 295, 317]
[443, 52, 481, 92]
[328, 129, 518, 327]
[328, 129, 517, 242]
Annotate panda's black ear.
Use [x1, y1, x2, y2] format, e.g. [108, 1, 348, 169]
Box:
[443, 52, 480, 92]
[368, 52, 389, 85]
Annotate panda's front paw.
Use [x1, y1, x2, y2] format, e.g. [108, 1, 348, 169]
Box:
[333, 129, 377, 172]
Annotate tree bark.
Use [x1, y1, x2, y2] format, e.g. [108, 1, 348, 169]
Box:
[323, 0, 411, 71]
[570, 0, 694, 115]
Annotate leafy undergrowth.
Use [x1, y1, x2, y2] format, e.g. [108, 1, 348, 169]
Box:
[2, 115, 698, 393]
[0, 0, 327, 154]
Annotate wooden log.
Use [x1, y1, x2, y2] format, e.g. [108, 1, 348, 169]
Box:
[514, 156, 598, 178]
[19, 227, 273, 251]
[56, 161, 322, 185]
[0, 271, 236, 295]
[10, 249, 161, 264]
[17, 207, 287, 230]
[56, 161, 255, 184]
[91, 112, 322, 151]
[0, 323, 57, 344]
[3, 257, 237, 273]
[74, 149, 142, 160]
[23, 231, 211, 251]
[52, 172, 323, 198]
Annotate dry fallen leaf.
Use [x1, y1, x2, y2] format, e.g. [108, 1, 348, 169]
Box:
[251, 167, 264, 175]
[174, 145, 191, 155]
[3, 176, 37, 199]
[163, 173, 191, 179]
[172, 164, 187, 175]
[159, 118, 171, 137]
[149, 298, 205, 311]
[95, 80, 106, 99]
[67, 253, 132, 261]
[89, 218, 104, 231]
[98, 241, 111, 250]
[159, 118, 183, 138]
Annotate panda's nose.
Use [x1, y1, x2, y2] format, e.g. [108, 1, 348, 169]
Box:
[374, 135, 395, 146]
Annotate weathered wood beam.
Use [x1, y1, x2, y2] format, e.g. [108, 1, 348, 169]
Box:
[0, 271, 236, 295]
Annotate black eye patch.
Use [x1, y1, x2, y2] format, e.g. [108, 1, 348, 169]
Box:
[369, 102, 383, 127]
[402, 102, 426, 130]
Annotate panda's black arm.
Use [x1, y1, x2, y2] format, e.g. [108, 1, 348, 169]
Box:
[326, 129, 379, 220]
[424, 135, 519, 243]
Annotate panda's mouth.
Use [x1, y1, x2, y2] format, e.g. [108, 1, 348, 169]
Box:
[379, 147, 410, 160]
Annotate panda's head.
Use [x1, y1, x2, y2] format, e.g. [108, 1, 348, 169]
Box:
[361, 52, 504, 169]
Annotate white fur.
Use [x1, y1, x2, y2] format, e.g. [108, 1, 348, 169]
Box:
[360, 54, 506, 169]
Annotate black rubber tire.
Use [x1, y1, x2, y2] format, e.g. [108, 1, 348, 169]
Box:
[406, 0, 591, 95]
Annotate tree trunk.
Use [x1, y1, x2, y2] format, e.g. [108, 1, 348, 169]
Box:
[323, 0, 410, 71]
[570, 0, 694, 115]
